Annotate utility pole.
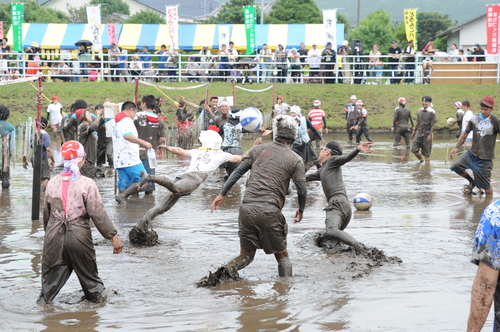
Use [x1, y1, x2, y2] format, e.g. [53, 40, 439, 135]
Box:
[261, 0, 264, 24]
[357, 0, 361, 26]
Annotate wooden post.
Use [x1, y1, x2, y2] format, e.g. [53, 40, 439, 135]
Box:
[232, 80, 237, 106]
[32, 76, 43, 221]
[135, 78, 139, 105]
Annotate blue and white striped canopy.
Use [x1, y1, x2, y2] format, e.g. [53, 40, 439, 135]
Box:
[7, 23, 344, 51]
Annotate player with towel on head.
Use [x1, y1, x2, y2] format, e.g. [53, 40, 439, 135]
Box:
[306, 140, 373, 249]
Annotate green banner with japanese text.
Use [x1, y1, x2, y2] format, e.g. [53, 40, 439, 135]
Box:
[243, 6, 256, 55]
[11, 4, 24, 52]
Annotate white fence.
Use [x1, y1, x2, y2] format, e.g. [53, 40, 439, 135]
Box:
[0, 51, 499, 84]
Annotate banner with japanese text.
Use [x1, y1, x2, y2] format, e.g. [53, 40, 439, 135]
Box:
[243, 6, 256, 54]
[0, 22, 3, 40]
[11, 4, 24, 52]
[486, 5, 499, 54]
[323, 10, 337, 47]
[86, 5, 102, 51]
[166, 6, 179, 50]
[404, 9, 417, 47]
[218, 25, 230, 49]
[108, 23, 117, 46]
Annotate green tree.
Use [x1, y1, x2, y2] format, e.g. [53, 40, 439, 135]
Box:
[350, 10, 395, 54]
[338, 12, 351, 40]
[416, 12, 455, 50]
[67, 4, 87, 24]
[125, 10, 164, 24]
[265, 0, 322, 24]
[67, 0, 130, 24]
[205, 0, 260, 24]
[89, 0, 130, 17]
[0, 0, 70, 32]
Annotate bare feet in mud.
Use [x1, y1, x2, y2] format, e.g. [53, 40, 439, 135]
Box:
[129, 220, 159, 246]
[197, 266, 240, 288]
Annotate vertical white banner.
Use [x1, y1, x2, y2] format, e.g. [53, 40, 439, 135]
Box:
[218, 25, 230, 49]
[87, 5, 102, 52]
[323, 9, 337, 48]
[166, 6, 179, 50]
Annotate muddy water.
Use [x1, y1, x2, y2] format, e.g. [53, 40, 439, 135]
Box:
[0, 134, 497, 331]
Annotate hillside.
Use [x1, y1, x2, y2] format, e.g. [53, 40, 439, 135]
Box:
[312, 0, 488, 25]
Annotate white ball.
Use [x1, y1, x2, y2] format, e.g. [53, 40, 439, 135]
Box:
[447, 117, 456, 127]
[240, 107, 263, 132]
[353, 193, 372, 211]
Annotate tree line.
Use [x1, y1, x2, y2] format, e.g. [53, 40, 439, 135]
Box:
[0, 0, 454, 51]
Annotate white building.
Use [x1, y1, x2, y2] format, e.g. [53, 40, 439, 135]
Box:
[436, 14, 487, 52]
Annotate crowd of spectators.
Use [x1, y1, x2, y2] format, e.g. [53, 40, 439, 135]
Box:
[0, 39, 493, 84]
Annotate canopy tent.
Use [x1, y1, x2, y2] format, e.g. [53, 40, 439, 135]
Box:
[6, 23, 344, 52]
[5, 23, 123, 49]
[118, 23, 345, 51]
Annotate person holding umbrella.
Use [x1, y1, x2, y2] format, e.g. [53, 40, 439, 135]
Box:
[76, 40, 92, 81]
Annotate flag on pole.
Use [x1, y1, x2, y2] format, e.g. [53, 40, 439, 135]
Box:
[166, 6, 179, 50]
[11, 4, 24, 52]
[243, 6, 257, 55]
[323, 10, 337, 48]
[108, 23, 117, 46]
[486, 5, 500, 55]
[218, 25, 230, 49]
[86, 5, 102, 51]
[404, 9, 418, 46]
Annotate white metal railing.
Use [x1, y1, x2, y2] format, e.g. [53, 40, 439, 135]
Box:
[0, 51, 498, 84]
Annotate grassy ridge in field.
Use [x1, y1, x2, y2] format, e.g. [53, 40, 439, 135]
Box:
[1, 82, 499, 131]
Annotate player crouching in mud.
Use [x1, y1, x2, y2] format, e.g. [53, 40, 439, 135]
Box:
[198, 115, 307, 287]
[307, 141, 373, 251]
[129, 128, 261, 246]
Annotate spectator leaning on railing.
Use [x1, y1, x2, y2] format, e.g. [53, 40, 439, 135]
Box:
[469, 43, 485, 62]
[403, 40, 416, 84]
[259, 44, 273, 83]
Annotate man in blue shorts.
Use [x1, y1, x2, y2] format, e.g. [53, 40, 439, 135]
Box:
[450, 96, 499, 195]
[112, 101, 152, 203]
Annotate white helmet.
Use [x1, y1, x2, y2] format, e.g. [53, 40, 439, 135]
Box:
[199, 130, 222, 150]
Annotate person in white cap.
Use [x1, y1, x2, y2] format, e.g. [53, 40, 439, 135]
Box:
[198, 45, 212, 81]
[131, 129, 260, 245]
[308, 100, 328, 148]
[338, 40, 352, 84]
[350, 100, 373, 143]
[392, 97, 414, 148]
[307, 43, 322, 80]
[345, 95, 357, 141]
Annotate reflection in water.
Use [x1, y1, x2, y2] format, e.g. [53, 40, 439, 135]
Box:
[392, 147, 410, 163]
[38, 309, 100, 332]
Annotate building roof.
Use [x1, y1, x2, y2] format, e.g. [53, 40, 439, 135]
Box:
[436, 13, 485, 38]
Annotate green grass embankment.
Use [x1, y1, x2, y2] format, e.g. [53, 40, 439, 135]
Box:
[1, 81, 499, 132]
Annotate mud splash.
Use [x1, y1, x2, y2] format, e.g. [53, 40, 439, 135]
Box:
[128, 220, 158, 246]
[197, 266, 241, 288]
[301, 231, 403, 279]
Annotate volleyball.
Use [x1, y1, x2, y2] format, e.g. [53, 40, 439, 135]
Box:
[240, 107, 263, 132]
[446, 117, 456, 127]
[353, 193, 372, 211]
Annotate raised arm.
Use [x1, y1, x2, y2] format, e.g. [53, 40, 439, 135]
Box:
[211, 161, 252, 212]
[158, 145, 190, 157]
